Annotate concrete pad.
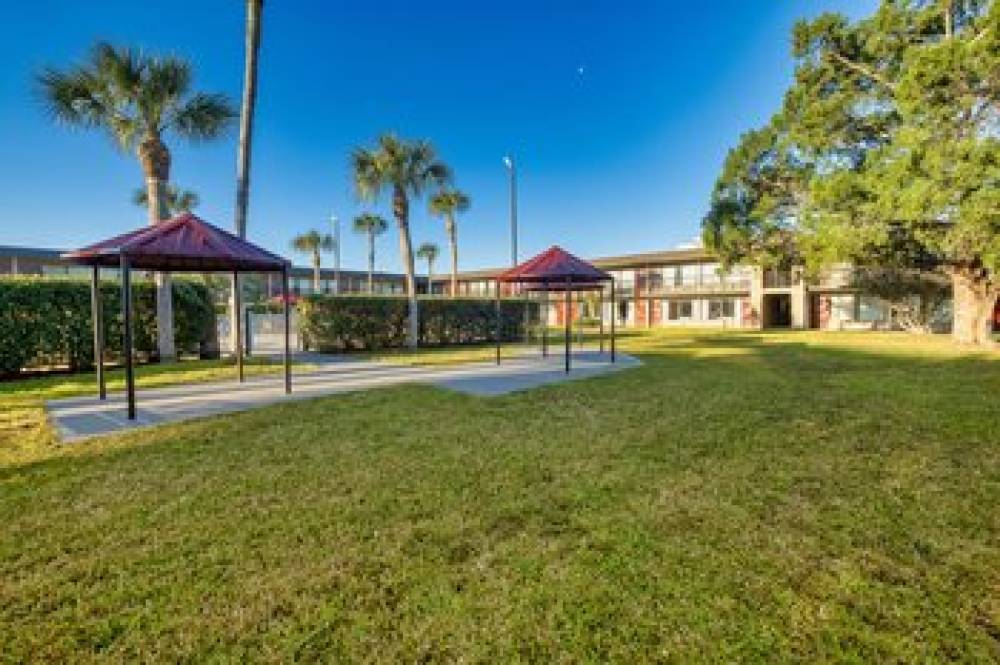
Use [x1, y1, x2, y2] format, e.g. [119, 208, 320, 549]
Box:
[46, 350, 639, 442]
[432, 351, 640, 396]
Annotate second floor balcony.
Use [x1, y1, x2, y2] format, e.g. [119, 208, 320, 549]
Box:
[639, 273, 751, 295]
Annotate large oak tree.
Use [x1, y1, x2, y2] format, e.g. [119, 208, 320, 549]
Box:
[704, 0, 999, 345]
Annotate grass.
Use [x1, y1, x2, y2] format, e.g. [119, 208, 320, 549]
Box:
[1, 329, 999, 661]
[0, 356, 296, 467]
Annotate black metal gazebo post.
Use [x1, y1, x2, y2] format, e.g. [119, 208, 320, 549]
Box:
[564, 277, 571, 373]
[119, 253, 136, 420]
[599, 286, 605, 355]
[233, 270, 244, 383]
[282, 266, 291, 394]
[494, 278, 501, 365]
[611, 277, 617, 363]
[90, 265, 106, 400]
[541, 280, 549, 358]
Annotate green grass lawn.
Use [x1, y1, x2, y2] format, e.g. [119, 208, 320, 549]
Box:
[1, 329, 998, 661]
[0, 356, 296, 467]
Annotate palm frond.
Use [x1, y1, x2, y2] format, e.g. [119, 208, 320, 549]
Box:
[291, 230, 336, 253]
[429, 188, 470, 216]
[171, 93, 237, 141]
[424, 161, 452, 188]
[174, 190, 199, 211]
[351, 148, 383, 201]
[139, 57, 192, 130]
[416, 242, 440, 260]
[92, 42, 143, 98]
[132, 184, 199, 213]
[35, 67, 107, 127]
[352, 213, 389, 235]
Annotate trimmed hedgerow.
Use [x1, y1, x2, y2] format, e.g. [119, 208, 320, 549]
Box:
[298, 296, 538, 352]
[0, 277, 216, 376]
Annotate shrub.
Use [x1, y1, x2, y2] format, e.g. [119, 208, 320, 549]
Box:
[0, 277, 216, 376]
[298, 296, 538, 352]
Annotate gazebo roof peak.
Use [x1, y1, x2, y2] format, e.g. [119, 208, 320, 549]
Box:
[498, 245, 612, 284]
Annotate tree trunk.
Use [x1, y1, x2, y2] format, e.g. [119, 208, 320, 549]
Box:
[427, 259, 434, 295]
[393, 186, 419, 348]
[447, 216, 458, 298]
[234, 0, 262, 239]
[313, 252, 321, 294]
[950, 266, 996, 347]
[368, 229, 375, 294]
[231, 0, 263, 362]
[138, 133, 176, 361]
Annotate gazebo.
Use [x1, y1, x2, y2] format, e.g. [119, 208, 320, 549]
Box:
[63, 212, 292, 420]
[496, 246, 616, 372]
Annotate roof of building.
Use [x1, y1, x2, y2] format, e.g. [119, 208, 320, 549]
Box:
[0, 245, 65, 259]
[457, 246, 717, 281]
[289, 266, 413, 281]
[499, 246, 612, 284]
[62, 213, 290, 272]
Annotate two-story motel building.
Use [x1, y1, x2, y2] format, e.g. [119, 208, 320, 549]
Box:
[443, 246, 902, 331]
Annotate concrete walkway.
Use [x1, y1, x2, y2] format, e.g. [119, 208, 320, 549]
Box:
[47, 350, 640, 442]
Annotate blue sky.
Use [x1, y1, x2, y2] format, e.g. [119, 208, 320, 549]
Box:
[0, 1, 873, 273]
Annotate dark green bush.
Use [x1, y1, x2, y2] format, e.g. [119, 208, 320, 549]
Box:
[0, 277, 216, 376]
[298, 296, 539, 352]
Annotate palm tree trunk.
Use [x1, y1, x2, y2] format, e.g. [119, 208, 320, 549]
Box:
[427, 259, 434, 295]
[394, 186, 419, 348]
[368, 229, 375, 294]
[231, 0, 263, 362]
[313, 252, 321, 294]
[138, 133, 176, 361]
[235, 0, 262, 239]
[447, 216, 458, 298]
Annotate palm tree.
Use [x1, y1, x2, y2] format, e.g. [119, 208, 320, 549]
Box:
[291, 230, 336, 294]
[352, 213, 389, 294]
[351, 134, 451, 347]
[429, 188, 471, 297]
[38, 42, 236, 360]
[232, 0, 264, 360]
[132, 185, 199, 214]
[416, 243, 440, 295]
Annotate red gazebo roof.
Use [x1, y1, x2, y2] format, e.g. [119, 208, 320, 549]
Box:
[62, 212, 289, 272]
[498, 245, 612, 284]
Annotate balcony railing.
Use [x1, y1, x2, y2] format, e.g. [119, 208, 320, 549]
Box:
[813, 267, 855, 289]
[763, 270, 795, 289]
[639, 278, 751, 295]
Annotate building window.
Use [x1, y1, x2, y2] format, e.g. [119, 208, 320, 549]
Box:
[858, 296, 886, 322]
[701, 263, 722, 285]
[645, 269, 663, 292]
[708, 299, 735, 319]
[618, 299, 630, 322]
[668, 300, 693, 320]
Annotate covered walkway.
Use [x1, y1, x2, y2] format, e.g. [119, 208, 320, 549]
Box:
[48, 351, 640, 442]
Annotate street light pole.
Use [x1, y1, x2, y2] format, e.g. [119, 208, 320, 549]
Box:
[331, 213, 340, 295]
[503, 154, 517, 267]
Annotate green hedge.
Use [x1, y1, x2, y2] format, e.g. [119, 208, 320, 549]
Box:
[298, 296, 539, 352]
[0, 277, 216, 376]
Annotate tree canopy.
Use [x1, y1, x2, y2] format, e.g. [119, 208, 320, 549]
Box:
[703, 0, 999, 343]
